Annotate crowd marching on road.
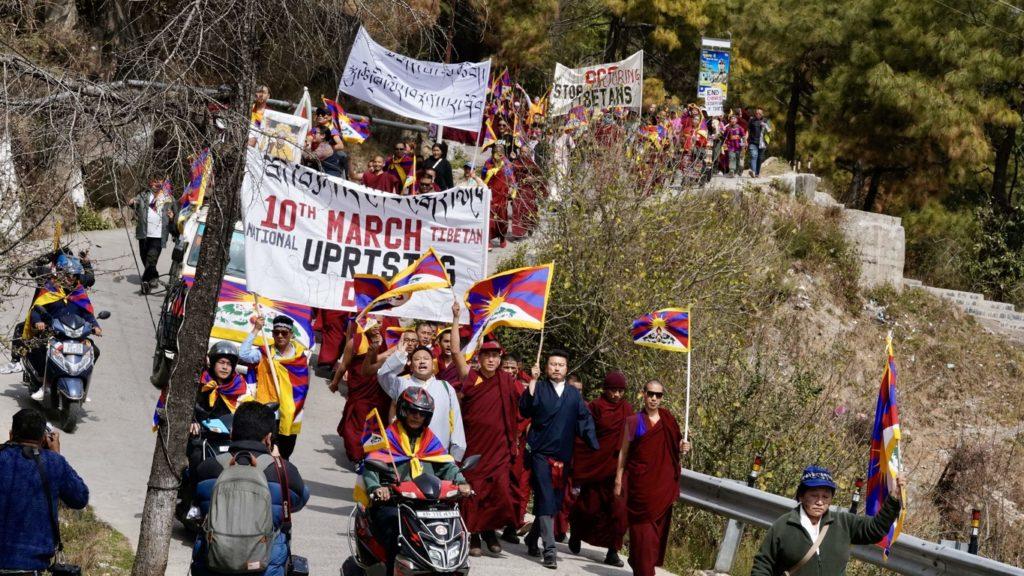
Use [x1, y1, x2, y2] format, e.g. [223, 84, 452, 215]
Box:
[0, 70, 913, 576]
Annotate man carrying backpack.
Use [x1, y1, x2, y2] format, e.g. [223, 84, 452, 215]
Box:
[190, 402, 310, 576]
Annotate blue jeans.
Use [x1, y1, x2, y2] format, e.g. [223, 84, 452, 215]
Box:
[749, 144, 763, 176]
[191, 532, 290, 576]
[728, 150, 742, 175]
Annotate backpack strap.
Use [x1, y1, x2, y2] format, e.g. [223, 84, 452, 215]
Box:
[271, 456, 292, 532]
[30, 449, 63, 556]
[785, 523, 830, 576]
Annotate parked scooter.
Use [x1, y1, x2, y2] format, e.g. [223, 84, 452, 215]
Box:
[22, 310, 110, 432]
[342, 455, 480, 576]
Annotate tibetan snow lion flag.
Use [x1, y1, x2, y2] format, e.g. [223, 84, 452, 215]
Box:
[361, 407, 390, 453]
[865, 333, 906, 559]
[462, 263, 554, 358]
[631, 308, 690, 352]
[353, 248, 451, 317]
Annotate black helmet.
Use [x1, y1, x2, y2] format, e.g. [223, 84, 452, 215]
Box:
[208, 341, 239, 370]
[396, 387, 434, 427]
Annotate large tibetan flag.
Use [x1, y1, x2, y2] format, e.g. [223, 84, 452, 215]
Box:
[178, 148, 212, 229]
[322, 97, 370, 144]
[462, 263, 553, 358]
[354, 248, 451, 317]
[865, 334, 906, 559]
[631, 308, 690, 352]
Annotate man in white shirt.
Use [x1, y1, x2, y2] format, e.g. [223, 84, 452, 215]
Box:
[378, 343, 466, 461]
[127, 178, 176, 292]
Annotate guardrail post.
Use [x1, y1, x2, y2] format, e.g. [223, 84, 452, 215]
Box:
[969, 508, 981, 555]
[713, 454, 762, 573]
[849, 477, 863, 514]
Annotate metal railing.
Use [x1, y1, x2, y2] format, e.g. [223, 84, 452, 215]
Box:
[679, 469, 1024, 576]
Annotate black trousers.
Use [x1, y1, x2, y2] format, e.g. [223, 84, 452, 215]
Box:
[139, 238, 163, 282]
[369, 504, 400, 572]
[275, 433, 298, 460]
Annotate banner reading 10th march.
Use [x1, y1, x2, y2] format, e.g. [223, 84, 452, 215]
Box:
[240, 148, 490, 324]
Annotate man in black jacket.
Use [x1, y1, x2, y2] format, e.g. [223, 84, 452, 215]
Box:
[519, 349, 598, 569]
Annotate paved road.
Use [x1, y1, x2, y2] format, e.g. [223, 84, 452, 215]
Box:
[0, 227, 671, 576]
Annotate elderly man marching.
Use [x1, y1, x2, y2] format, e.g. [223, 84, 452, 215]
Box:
[751, 466, 905, 575]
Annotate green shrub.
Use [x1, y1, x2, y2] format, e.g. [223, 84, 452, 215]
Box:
[76, 205, 112, 232]
[901, 201, 979, 291]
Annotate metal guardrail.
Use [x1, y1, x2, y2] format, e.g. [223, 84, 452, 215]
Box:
[679, 469, 1024, 576]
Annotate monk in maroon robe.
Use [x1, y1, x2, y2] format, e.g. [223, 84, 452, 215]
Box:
[616, 380, 690, 576]
[331, 323, 393, 464]
[450, 308, 520, 556]
[482, 144, 514, 248]
[500, 356, 532, 544]
[315, 309, 351, 369]
[508, 156, 543, 239]
[568, 371, 632, 566]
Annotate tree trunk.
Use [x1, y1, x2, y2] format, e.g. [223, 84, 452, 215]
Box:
[862, 166, 882, 212]
[846, 160, 866, 206]
[784, 66, 802, 164]
[130, 2, 260, 574]
[604, 14, 622, 62]
[991, 124, 1017, 213]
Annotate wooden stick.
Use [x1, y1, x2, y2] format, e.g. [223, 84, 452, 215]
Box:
[535, 325, 546, 369]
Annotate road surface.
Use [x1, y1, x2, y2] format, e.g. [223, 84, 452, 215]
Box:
[0, 227, 673, 576]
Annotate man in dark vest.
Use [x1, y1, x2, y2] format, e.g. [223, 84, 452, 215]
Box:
[519, 349, 598, 569]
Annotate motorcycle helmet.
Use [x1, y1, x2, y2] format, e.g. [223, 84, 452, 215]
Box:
[396, 387, 435, 428]
[207, 341, 240, 370]
[55, 253, 84, 276]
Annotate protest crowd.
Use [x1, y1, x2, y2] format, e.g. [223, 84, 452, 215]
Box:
[1, 27, 910, 576]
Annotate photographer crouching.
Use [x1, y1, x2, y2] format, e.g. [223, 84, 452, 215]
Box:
[0, 409, 89, 575]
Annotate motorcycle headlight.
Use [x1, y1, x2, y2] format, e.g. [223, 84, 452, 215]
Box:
[447, 544, 462, 567]
[427, 546, 445, 568]
[63, 326, 84, 339]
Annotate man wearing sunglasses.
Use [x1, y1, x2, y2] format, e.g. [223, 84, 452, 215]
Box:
[240, 315, 309, 460]
[615, 381, 691, 576]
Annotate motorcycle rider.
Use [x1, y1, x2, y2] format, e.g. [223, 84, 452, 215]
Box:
[362, 388, 472, 573]
[24, 256, 101, 401]
[178, 341, 251, 523]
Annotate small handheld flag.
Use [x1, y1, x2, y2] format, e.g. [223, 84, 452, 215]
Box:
[322, 97, 369, 143]
[462, 264, 554, 358]
[354, 248, 452, 317]
[865, 333, 906, 559]
[631, 308, 690, 352]
[178, 148, 212, 230]
[361, 408, 390, 453]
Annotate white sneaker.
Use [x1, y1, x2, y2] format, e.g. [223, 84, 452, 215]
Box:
[31, 388, 45, 401]
[0, 362, 22, 374]
[186, 506, 202, 521]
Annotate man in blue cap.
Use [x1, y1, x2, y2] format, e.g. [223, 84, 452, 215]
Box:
[751, 465, 905, 575]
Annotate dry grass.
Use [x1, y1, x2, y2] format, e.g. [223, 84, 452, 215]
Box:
[59, 506, 135, 575]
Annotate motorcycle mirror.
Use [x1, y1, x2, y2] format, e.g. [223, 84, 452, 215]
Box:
[97, 311, 111, 320]
[460, 454, 481, 472]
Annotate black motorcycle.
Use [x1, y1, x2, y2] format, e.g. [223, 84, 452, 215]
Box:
[22, 310, 110, 432]
[343, 455, 480, 576]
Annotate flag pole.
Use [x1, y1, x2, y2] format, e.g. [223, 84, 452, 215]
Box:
[683, 309, 692, 443]
[251, 292, 283, 401]
[535, 325, 545, 369]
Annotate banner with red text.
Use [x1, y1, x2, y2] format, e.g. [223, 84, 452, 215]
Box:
[240, 148, 489, 323]
[549, 51, 643, 116]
